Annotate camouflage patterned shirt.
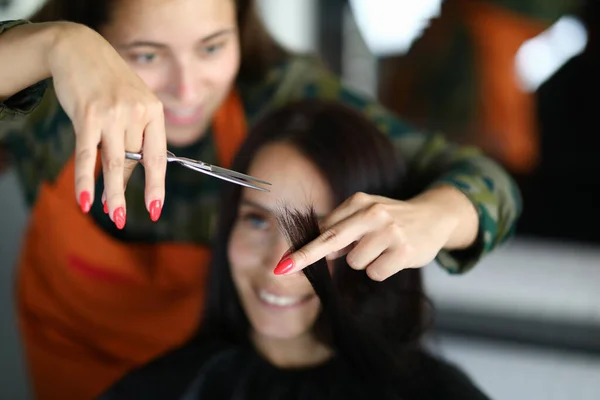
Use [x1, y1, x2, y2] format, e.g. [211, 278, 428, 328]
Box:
[0, 19, 522, 274]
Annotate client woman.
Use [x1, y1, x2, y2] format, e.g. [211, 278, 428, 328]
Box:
[100, 100, 489, 399]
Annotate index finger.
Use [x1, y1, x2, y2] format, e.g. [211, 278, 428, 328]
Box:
[141, 114, 167, 221]
[274, 217, 362, 275]
[73, 122, 101, 213]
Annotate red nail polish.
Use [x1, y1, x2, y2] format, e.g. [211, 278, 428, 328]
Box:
[278, 250, 292, 263]
[274, 258, 294, 275]
[79, 191, 91, 213]
[113, 207, 126, 230]
[149, 200, 162, 222]
[103, 201, 108, 214]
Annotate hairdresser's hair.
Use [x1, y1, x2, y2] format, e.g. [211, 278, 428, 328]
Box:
[30, 0, 287, 81]
[200, 100, 431, 380]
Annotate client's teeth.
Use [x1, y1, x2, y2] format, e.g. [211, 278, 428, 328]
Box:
[259, 289, 301, 306]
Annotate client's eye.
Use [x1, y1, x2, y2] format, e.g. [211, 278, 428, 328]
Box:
[241, 212, 270, 230]
[199, 42, 225, 56]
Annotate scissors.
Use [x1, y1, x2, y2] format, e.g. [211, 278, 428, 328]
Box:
[125, 150, 271, 192]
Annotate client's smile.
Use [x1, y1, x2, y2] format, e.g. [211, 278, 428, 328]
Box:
[257, 289, 314, 308]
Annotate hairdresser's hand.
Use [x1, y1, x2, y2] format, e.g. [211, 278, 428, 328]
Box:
[49, 22, 166, 227]
[274, 186, 479, 281]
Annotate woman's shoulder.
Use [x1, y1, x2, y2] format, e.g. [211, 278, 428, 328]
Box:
[236, 54, 327, 119]
[236, 54, 416, 139]
[236, 54, 377, 117]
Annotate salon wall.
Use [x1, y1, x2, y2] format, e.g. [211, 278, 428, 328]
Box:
[1, 1, 599, 399]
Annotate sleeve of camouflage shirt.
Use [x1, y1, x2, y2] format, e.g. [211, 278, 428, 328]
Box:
[0, 20, 49, 127]
[258, 56, 522, 274]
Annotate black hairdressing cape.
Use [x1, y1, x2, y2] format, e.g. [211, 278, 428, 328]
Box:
[98, 336, 491, 400]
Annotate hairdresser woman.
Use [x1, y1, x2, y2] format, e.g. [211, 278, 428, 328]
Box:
[0, 0, 520, 399]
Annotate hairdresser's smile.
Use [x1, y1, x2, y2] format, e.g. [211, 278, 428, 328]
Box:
[163, 105, 204, 126]
[256, 288, 316, 309]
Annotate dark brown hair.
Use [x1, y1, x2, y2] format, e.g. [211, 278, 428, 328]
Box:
[30, 0, 287, 81]
[201, 100, 431, 378]
[275, 206, 422, 381]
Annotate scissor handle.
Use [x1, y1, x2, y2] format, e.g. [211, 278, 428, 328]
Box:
[125, 151, 180, 163]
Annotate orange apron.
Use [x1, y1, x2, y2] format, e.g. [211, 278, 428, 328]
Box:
[16, 90, 247, 400]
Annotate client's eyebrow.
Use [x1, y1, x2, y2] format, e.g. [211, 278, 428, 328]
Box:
[240, 199, 271, 213]
[240, 199, 327, 220]
[198, 28, 235, 43]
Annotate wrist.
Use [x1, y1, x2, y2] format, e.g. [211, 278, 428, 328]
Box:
[7, 22, 74, 81]
[46, 22, 85, 74]
[0, 21, 67, 100]
[409, 185, 479, 250]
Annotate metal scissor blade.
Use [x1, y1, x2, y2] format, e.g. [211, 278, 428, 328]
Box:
[180, 161, 271, 192]
[176, 157, 271, 188]
[209, 165, 272, 186]
[124, 151, 271, 192]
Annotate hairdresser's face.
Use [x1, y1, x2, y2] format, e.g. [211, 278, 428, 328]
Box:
[229, 143, 334, 341]
[102, 0, 240, 146]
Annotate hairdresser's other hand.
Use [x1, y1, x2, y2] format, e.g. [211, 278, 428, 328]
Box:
[49, 22, 166, 227]
[275, 186, 479, 281]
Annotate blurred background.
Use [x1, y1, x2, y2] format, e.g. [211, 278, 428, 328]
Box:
[1, 0, 599, 398]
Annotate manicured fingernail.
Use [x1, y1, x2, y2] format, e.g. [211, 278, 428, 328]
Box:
[274, 258, 294, 275]
[113, 207, 126, 230]
[79, 191, 91, 213]
[149, 200, 162, 222]
[103, 201, 108, 214]
[278, 250, 292, 263]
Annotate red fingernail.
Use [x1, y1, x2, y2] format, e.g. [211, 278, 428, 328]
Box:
[113, 207, 126, 230]
[79, 191, 91, 213]
[149, 200, 162, 222]
[274, 258, 294, 275]
[278, 250, 292, 263]
[103, 201, 108, 214]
